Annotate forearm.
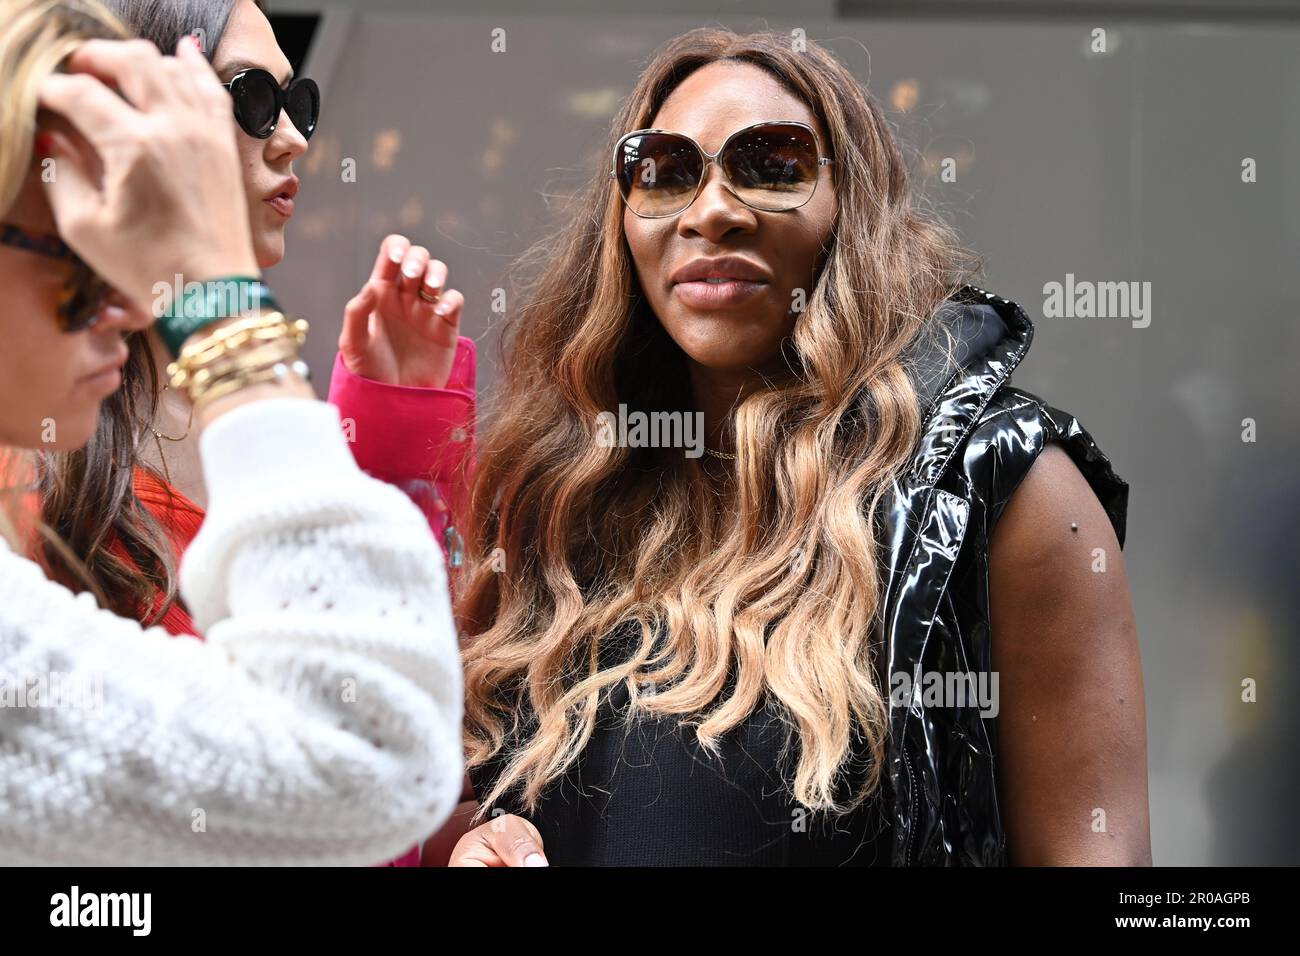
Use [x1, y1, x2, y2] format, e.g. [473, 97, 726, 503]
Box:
[0, 400, 463, 865]
[328, 340, 476, 486]
[194, 375, 315, 430]
[328, 341, 477, 562]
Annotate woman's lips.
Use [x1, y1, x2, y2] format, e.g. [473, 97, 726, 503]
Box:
[672, 278, 767, 309]
[265, 195, 295, 218]
[80, 342, 128, 394]
[80, 364, 122, 394]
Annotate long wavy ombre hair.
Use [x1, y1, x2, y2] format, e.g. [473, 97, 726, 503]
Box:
[460, 29, 979, 817]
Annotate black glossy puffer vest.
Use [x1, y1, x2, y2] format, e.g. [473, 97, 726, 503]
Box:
[882, 285, 1129, 866]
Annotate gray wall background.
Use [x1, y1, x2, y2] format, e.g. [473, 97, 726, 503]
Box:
[265, 1, 1300, 865]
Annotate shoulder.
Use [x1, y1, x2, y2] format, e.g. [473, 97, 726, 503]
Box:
[982, 421, 1149, 865]
[955, 385, 1129, 548]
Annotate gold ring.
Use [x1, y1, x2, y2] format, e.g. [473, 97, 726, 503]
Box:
[418, 287, 441, 303]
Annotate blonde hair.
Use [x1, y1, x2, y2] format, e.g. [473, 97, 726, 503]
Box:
[0, 0, 130, 215]
[460, 29, 980, 818]
[0, 0, 130, 552]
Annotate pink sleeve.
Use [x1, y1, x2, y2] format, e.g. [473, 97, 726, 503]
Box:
[328, 336, 477, 562]
[332, 338, 477, 869]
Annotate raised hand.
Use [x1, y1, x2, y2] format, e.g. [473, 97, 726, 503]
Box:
[37, 36, 259, 307]
[339, 234, 465, 388]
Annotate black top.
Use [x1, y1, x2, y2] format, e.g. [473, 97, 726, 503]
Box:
[469, 628, 893, 866]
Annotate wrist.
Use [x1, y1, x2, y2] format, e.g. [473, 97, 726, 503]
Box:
[178, 241, 260, 288]
[158, 277, 279, 358]
[169, 309, 313, 419]
[195, 376, 314, 430]
[397, 370, 451, 389]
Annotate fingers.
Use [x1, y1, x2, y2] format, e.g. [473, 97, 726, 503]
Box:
[484, 814, 547, 866]
[399, 285, 461, 377]
[366, 235, 459, 342]
[339, 283, 377, 360]
[39, 128, 102, 238]
[62, 37, 160, 80]
[449, 814, 548, 867]
[409, 263, 459, 347]
[369, 236, 450, 305]
[370, 234, 409, 285]
[54, 37, 225, 122]
[420, 259, 448, 301]
[60, 38, 165, 112]
[398, 244, 431, 296]
[38, 37, 229, 170]
[155, 36, 231, 120]
[38, 72, 140, 145]
[410, 258, 449, 321]
[173, 31, 223, 96]
[429, 287, 463, 334]
[157, 35, 216, 109]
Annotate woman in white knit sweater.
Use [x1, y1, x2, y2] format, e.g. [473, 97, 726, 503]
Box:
[0, 0, 464, 865]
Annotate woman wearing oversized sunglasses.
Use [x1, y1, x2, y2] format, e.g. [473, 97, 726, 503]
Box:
[398, 29, 1149, 866]
[0, 0, 463, 864]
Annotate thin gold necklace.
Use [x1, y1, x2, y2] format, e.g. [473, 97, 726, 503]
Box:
[152, 386, 193, 442]
[703, 446, 737, 460]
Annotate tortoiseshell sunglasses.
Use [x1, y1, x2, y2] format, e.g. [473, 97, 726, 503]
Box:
[0, 222, 112, 331]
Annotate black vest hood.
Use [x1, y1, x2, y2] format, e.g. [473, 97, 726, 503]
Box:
[881, 285, 1128, 865]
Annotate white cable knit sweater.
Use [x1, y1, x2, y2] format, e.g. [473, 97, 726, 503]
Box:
[0, 398, 464, 866]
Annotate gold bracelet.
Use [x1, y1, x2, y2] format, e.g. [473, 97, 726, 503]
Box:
[186, 346, 307, 408]
[167, 313, 309, 398]
[175, 311, 306, 364]
[184, 339, 301, 394]
[168, 321, 306, 391]
[191, 357, 311, 412]
[192, 318, 306, 366]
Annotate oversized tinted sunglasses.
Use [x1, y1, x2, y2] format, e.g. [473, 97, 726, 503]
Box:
[611, 120, 833, 219]
[0, 222, 112, 332]
[222, 68, 319, 140]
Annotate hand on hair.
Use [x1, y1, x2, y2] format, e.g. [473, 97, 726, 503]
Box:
[36, 36, 259, 308]
[339, 234, 464, 389]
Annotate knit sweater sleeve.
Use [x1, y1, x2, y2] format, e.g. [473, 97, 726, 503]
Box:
[0, 398, 463, 866]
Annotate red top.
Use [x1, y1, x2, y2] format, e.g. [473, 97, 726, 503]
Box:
[121, 467, 205, 637]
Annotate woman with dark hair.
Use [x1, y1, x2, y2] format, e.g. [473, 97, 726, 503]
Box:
[398, 29, 1149, 866]
[0, 0, 462, 864]
[38, 0, 475, 639]
[33, 0, 477, 865]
